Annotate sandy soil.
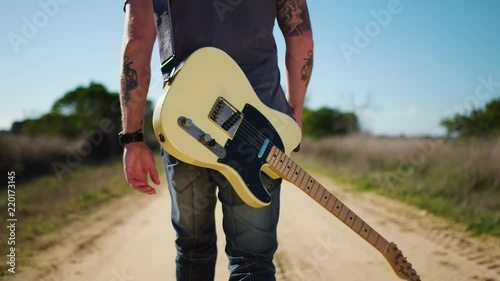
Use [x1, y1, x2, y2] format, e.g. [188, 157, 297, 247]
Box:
[4, 173, 500, 281]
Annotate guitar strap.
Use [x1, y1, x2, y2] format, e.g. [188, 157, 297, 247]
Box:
[152, 0, 175, 80]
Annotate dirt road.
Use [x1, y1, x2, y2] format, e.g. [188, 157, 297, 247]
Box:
[7, 173, 500, 281]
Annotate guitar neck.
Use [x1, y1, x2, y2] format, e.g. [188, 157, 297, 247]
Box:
[266, 145, 389, 254]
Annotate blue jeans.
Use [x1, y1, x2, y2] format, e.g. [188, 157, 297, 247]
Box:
[162, 150, 281, 281]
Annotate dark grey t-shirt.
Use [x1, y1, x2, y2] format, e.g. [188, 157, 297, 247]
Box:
[154, 0, 293, 117]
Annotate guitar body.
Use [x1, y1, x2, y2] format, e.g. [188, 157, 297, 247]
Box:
[153, 47, 421, 281]
[153, 47, 302, 208]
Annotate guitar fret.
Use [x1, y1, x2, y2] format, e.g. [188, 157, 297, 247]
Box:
[299, 171, 309, 191]
[292, 164, 301, 181]
[358, 221, 365, 234]
[338, 204, 344, 218]
[305, 177, 314, 194]
[272, 149, 281, 167]
[295, 169, 306, 187]
[275, 151, 283, 168]
[366, 227, 372, 240]
[332, 200, 343, 216]
[314, 185, 325, 202]
[311, 184, 321, 200]
[276, 153, 287, 174]
[346, 212, 357, 227]
[352, 217, 363, 233]
[344, 210, 352, 225]
[368, 230, 379, 246]
[344, 210, 350, 222]
[351, 216, 363, 230]
[286, 161, 298, 179]
[309, 181, 320, 198]
[272, 147, 283, 168]
[326, 195, 337, 211]
[301, 174, 311, 193]
[268, 147, 280, 167]
[279, 156, 290, 174]
[275, 153, 285, 173]
[290, 165, 301, 182]
[319, 190, 330, 207]
[285, 157, 294, 176]
[338, 204, 350, 221]
[360, 224, 372, 239]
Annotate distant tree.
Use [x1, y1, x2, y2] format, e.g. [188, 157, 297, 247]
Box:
[302, 106, 359, 139]
[441, 98, 500, 138]
[11, 120, 26, 134]
[18, 82, 121, 137]
[15, 82, 155, 159]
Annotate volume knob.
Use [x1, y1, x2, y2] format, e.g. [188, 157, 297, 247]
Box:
[181, 118, 193, 128]
[200, 134, 213, 144]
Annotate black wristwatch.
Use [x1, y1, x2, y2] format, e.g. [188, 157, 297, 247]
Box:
[118, 131, 144, 146]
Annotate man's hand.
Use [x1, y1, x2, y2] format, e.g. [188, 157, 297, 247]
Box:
[123, 142, 160, 195]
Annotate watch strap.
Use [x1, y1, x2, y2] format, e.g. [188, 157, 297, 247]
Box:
[119, 131, 144, 146]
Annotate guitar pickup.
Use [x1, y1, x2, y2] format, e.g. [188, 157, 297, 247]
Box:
[209, 97, 243, 139]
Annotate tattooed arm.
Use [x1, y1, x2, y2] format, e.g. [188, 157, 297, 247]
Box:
[120, 0, 156, 133]
[277, 0, 314, 129]
[120, 0, 160, 195]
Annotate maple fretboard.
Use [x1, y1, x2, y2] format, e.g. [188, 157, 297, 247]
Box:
[265, 145, 389, 254]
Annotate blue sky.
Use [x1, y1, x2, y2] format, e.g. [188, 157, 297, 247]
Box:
[1, 0, 499, 136]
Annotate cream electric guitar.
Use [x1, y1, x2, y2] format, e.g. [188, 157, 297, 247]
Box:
[153, 47, 420, 281]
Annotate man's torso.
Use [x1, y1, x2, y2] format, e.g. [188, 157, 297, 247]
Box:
[159, 0, 293, 116]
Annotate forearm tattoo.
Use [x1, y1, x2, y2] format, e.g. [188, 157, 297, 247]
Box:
[301, 50, 313, 86]
[121, 56, 138, 105]
[277, 0, 312, 36]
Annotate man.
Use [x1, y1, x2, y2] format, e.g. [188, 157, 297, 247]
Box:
[119, 0, 313, 280]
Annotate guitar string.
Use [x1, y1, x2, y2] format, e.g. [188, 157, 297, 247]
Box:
[210, 109, 271, 146]
[206, 103, 302, 173]
[209, 108, 299, 165]
[213, 110, 281, 158]
[211, 107, 286, 149]
[212, 110, 297, 177]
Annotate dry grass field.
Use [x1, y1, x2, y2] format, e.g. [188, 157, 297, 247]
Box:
[294, 135, 500, 236]
[0, 134, 81, 178]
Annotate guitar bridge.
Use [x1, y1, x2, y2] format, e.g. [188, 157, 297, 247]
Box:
[209, 97, 243, 139]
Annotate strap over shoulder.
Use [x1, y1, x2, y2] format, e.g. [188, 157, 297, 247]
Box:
[152, 0, 175, 80]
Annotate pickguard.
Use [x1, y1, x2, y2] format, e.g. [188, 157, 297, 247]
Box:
[218, 104, 284, 204]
